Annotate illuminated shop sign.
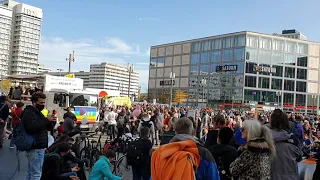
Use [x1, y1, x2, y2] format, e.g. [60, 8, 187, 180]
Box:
[216, 65, 237, 72]
[254, 65, 276, 73]
[160, 80, 175, 86]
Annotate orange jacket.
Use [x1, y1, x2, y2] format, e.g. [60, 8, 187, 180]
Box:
[151, 140, 200, 180]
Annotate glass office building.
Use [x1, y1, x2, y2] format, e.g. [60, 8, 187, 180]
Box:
[148, 30, 320, 113]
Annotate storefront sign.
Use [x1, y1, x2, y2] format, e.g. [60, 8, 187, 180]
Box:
[216, 65, 237, 72]
[160, 80, 175, 86]
[254, 65, 276, 73]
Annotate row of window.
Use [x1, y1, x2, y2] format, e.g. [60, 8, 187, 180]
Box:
[245, 76, 307, 92]
[191, 35, 246, 52]
[191, 48, 245, 64]
[247, 35, 308, 54]
[246, 48, 308, 67]
[245, 62, 307, 79]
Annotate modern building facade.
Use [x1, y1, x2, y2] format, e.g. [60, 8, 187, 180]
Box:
[90, 63, 140, 99]
[0, 0, 42, 75]
[48, 71, 90, 88]
[0, 3, 12, 76]
[148, 30, 320, 113]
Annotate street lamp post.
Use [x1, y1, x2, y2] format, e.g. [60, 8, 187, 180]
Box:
[201, 78, 207, 108]
[66, 51, 75, 74]
[127, 64, 134, 98]
[56, 69, 63, 76]
[169, 72, 175, 107]
[232, 96, 234, 110]
[276, 91, 281, 109]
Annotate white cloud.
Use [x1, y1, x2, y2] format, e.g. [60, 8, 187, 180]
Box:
[39, 36, 150, 92]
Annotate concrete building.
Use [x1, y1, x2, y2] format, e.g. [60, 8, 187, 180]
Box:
[148, 29, 320, 113]
[37, 64, 51, 74]
[90, 63, 139, 98]
[0, 3, 12, 75]
[48, 71, 90, 88]
[0, 0, 42, 75]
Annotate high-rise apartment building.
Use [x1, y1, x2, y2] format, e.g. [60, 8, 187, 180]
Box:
[90, 63, 139, 98]
[0, 0, 42, 75]
[0, 4, 12, 75]
[149, 29, 320, 114]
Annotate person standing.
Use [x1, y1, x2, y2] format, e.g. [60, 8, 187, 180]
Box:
[23, 92, 56, 180]
[106, 108, 117, 140]
[10, 101, 24, 148]
[0, 95, 9, 148]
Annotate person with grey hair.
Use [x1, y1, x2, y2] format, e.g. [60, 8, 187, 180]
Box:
[158, 117, 220, 179]
[230, 120, 276, 179]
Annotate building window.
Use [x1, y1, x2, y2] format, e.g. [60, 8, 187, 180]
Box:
[200, 52, 210, 64]
[271, 78, 282, 90]
[221, 75, 233, 87]
[157, 58, 165, 67]
[284, 67, 295, 78]
[245, 48, 258, 62]
[190, 65, 198, 76]
[234, 62, 244, 73]
[259, 50, 271, 64]
[200, 65, 209, 75]
[259, 37, 272, 49]
[222, 49, 233, 62]
[211, 51, 221, 63]
[272, 65, 283, 77]
[283, 93, 294, 105]
[297, 56, 307, 67]
[191, 54, 200, 64]
[296, 81, 306, 92]
[245, 62, 257, 74]
[285, 41, 295, 53]
[246, 35, 258, 48]
[296, 94, 306, 106]
[284, 54, 296, 66]
[234, 48, 245, 61]
[284, 80, 295, 91]
[297, 68, 307, 80]
[297, 43, 308, 54]
[201, 40, 211, 51]
[211, 38, 222, 50]
[258, 77, 270, 89]
[272, 39, 284, 51]
[191, 42, 201, 52]
[223, 36, 234, 48]
[235, 35, 245, 47]
[244, 89, 259, 101]
[271, 52, 283, 65]
[245, 76, 256, 87]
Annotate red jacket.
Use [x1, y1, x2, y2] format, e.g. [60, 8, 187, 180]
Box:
[11, 107, 23, 128]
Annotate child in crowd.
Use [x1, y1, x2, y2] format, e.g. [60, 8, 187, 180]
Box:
[303, 133, 313, 157]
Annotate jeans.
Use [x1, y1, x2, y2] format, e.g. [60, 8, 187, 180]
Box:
[10, 136, 15, 147]
[132, 168, 150, 180]
[0, 123, 4, 146]
[108, 124, 116, 140]
[61, 172, 77, 177]
[25, 149, 45, 180]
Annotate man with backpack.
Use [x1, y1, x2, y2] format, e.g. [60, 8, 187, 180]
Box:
[19, 92, 56, 180]
[127, 126, 153, 180]
[0, 95, 9, 149]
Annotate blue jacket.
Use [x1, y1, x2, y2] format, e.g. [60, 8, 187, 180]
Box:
[234, 129, 246, 145]
[89, 156, 121, 180]
[170, 134, 220, 180]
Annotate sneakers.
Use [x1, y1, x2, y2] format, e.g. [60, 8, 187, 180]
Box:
[9, 146, 14, 149]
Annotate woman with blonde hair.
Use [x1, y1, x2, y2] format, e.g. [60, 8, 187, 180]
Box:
[230, 120, 276, 180]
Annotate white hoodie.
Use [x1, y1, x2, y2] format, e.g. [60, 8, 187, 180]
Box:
[106, 111, 117, 125]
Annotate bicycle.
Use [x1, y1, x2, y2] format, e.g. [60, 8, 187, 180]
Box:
[110, 137, 133, 176]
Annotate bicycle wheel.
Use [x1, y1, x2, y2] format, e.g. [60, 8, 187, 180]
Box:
[90, 148, 101, 167]
[80, 148, 91, 168]
[115, 154, 131, 176]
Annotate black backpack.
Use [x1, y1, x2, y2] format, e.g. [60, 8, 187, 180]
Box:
[127, 138, 144, 165]
[141, 120, 152, 129]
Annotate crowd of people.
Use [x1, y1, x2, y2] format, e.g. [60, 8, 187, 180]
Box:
[1, 91, 320, 179]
